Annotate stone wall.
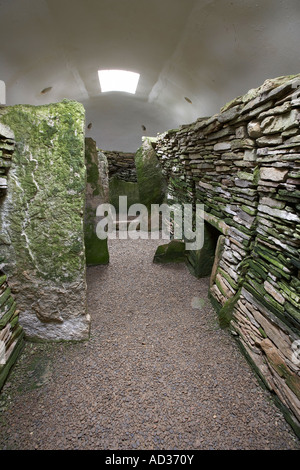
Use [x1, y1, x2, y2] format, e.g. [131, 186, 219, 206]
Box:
[0, 121, 24, 390]
[104, 150, 137, 182]
[0, 100, 90, 342]
[154, 74, 300, 436]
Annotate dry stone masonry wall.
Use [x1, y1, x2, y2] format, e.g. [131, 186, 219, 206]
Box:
[0, 121, 24, 390]
[154, 74, 300, 436]
[104, 150, 137, 182]
[0, 100, 90, 342]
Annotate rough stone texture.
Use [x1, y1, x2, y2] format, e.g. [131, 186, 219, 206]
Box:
[154, 74, 300, 437]
[104, 150, 137, 182]
[0, 100, 90, 341]
[103, 148, 141, 214]
[135, 137, 166, 209]
[109, 176, 140, 214]
[153, 240, 186, 264]
[84, 138, 109, 266]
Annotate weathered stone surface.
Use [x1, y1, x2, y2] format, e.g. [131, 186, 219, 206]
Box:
[257, 135, 283, 146]
[186, 222, 221, 278]
[258, 204, 300, 222]
[260, 196, 285, 209]
[0, 100, 90, 341]
[135, 137, 166, 209]
[109, 176, 140, 213]
[84, 138, 109, 266]
[213, 142, 231, 151]
[261, 110, 299, 134]
[260, 167, 288, 182]
[264, 280, 286, 305]
[154, 73, 300, 435]
[247, 120, 262, 138]
[105, 150, 137, 182]
[153, 240, 186, 264]
[0, 122, 14, 140]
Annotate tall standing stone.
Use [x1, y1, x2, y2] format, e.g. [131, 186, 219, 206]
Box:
[84, 137, 109, 266]
[135, 137, 166, 210]
[0, 100, 90, 341]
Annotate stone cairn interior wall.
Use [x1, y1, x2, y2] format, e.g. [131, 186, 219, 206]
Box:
[104, 150, 137, 182]
[154, 74, 300, 436]
[0, 121, 24, 390]
[0, 100, 90, 342]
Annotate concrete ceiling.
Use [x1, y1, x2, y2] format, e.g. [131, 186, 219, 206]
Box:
[0, 0, 300, 151]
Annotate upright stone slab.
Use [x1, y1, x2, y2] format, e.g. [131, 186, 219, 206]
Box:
[185, 223, 221, 278]
[84, 137, 109, 265]
[109, 176, 140, 213]
[0, 100, 90, 341]
[135, 137, 166, 210]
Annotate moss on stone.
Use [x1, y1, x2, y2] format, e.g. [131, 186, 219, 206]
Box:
[0, 100, 86, 284]
[135, 138, 166, 210]
[84, 138, 109, 266]
[186, 222, 220, 278]
[218, 289, 242, 329]
[109, 176, 140, 212]
[153, 240, 186, 264]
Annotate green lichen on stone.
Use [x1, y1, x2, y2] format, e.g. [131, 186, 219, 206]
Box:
[218, 289, 242, 329]
[0, 100, 86, 284]
[0, 100, 90, 340]
[85, 137, 101, 197]
[186, 223, 221, 278]
[0, 333, 24, 390]
[109, 176, 140, 212]
[135, 137, 166, 210]
[84, 138, 109, 266]
[84, 207, 109, 266]
[153, 240, 186, 264]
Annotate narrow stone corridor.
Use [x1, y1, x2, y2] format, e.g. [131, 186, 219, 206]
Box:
[0, 236, 299, 450]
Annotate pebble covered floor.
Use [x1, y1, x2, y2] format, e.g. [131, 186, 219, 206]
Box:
[0, 236, 299, 450]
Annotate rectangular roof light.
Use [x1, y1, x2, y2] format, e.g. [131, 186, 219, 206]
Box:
[98, 70, 140, 94]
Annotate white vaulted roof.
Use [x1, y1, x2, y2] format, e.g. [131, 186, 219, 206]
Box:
[0, 0, 299, 151]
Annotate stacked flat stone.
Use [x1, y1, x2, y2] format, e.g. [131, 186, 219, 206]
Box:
[155, 74, 300, 436]
[0, 272, 24, 389]
[104, 150, 137, 182]
[0, 119, 24, 390]
[0, 121, 14, 196]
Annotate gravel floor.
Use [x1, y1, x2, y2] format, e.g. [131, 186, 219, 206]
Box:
[0, 236, 299, 450]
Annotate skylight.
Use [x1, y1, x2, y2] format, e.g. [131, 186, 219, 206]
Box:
[98, 70, 140, 94]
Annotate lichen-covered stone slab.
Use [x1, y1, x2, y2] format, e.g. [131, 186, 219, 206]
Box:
[109, 176, 140, 213]
[84, 138, 109, 266]
[153, 240, 186, 264]
[0, 100, 90, 341]
[135, 137, 166, 209]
